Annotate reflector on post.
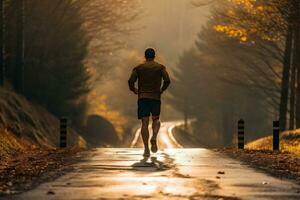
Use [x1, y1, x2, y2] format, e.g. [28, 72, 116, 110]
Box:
[273, 120, 280, 151]
[238, 119, 245, 150]
[60, 117, 67, 148]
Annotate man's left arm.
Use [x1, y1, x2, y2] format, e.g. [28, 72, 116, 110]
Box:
[161, 66, 171, 93]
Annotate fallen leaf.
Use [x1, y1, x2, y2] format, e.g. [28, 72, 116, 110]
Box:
[47, 190, 55, 195]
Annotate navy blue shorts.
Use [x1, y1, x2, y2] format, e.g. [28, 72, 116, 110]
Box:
[138, 98, 161, 119]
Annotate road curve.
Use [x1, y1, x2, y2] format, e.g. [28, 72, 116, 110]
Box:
[130, 121, 184, 148]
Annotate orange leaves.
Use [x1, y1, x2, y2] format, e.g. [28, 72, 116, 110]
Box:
[214, 25, 248, 42]
[229, 0, 266, 14]
[227, 10, 236, 17]
[228, 0, 255, 10]
[256, 5, 264, 12]
[213, 0, 286, 43]
[228, 0, 264, 14]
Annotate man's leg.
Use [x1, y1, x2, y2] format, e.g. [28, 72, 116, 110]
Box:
[141, 117, 150, 157]
[152, 116, 161, 140]
[150, 116, 160, 153]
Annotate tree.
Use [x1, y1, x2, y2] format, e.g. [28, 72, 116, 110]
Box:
[0, 0, 4, 86]
[15, 0, 24, 93]
[4, 0, 91, 125]
[2, 0, 141, 126]
[170, 0, 281, 146]
[169, 49, 202, 129]
[209, 0, 300, 131]
[293, 1, 300, 127]
[80, 0, 141, 79]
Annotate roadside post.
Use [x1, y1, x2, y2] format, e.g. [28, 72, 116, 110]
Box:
[238, 119, 245, 150]
[60, 117, 68, 148]
[273, 120, 280, 151]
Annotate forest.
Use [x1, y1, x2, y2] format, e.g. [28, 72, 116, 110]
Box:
[1, 0, 300, 147]
[170, 0, 300, 146]
[0, 0, 140, 140]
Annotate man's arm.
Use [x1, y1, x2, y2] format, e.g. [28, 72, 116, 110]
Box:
[161, 66, 171, 93]
[128, 68, 138, 94]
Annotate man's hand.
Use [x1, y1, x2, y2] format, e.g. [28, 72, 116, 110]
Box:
[161, 80, 170, 95]
[133, 88, 138, 95]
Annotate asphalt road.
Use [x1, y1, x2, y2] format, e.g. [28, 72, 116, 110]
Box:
[7, 121, 300, 200]
[130, 121, 184, 149]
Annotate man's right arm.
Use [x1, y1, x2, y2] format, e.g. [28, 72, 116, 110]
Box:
[128, 68, 138, 94]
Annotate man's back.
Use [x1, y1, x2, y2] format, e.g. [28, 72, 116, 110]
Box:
[129, 60, 170, 100]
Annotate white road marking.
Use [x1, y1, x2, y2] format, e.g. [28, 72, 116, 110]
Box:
[130, 121, 185, 148]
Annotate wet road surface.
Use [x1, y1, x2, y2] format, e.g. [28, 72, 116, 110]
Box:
[7, 121, 300, 200]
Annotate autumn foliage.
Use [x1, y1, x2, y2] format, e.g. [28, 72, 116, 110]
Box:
[1, 0, 140, 128]
[170, 0, 300, 146]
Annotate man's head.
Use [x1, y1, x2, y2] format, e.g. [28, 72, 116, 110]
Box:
[145, 48, 156, 60]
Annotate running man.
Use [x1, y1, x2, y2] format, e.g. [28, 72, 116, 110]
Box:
[128, 48, 171, 157]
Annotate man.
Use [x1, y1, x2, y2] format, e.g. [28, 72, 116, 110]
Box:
[128, 48, 171, 157]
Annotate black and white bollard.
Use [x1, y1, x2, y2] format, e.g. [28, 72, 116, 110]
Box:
[273, 120, 280, 151]
[238, 119, 245, 150]
[60, 117, 68, 148]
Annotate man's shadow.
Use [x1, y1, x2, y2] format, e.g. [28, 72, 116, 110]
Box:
[131, 156, 168, 171]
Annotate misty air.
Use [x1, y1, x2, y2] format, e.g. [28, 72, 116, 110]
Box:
[0, 0, 300, 199]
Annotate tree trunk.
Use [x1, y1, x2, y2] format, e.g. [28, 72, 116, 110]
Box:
[295, 47, 300, 127]
[0, 0, 4, 86]
[15, 0, 24, 93]
[290, 62, 296, 130]
[295, 2, 300, 128]
[279, 26, 293, 131]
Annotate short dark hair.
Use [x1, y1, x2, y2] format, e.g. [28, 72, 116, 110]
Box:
[145, 48, 156, 60]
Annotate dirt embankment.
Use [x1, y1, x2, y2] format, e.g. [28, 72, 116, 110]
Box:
[0, 88, 86, 158]
[0, 88, 87, 195]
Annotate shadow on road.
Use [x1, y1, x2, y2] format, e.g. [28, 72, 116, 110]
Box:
[131, 156, 171, 172]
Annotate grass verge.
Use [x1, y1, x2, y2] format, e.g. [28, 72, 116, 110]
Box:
[247, 130, 300, 156]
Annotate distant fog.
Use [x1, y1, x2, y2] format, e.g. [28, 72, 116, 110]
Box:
[93, 0, 211, 122]
[132, 0, 210, 67]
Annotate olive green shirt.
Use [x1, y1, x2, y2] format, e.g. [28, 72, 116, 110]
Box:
[128, 60, 171, 100]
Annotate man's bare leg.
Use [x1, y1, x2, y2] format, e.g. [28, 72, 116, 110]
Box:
[150, 116, 160, 153]
[141, 117, 150, 157]
[152, 116, 161, 140]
